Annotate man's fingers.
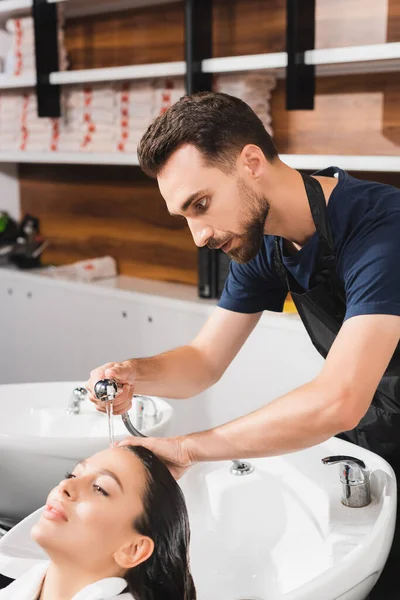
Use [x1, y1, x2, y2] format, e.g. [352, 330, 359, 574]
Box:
[118, 436, 143, 447]
[104, 363, 134, 384]
[117, 436, 157, 454]
[112, 401, 133, 415]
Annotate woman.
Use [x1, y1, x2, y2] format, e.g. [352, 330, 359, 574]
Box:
[0, 445, 196, 600]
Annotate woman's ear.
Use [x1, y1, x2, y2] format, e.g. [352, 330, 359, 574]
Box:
[114, 535, 154, 570]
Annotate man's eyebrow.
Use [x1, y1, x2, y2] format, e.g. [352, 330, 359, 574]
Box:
[76, 460, 124, 492]
[169, 190, 208, 217]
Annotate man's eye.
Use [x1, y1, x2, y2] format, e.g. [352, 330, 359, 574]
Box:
[195, 198, 208, 212]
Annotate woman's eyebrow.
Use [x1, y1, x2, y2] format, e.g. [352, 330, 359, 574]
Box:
[76, 460, 124, 492]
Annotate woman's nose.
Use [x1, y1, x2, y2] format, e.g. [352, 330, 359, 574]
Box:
[58, 477, 77, 500]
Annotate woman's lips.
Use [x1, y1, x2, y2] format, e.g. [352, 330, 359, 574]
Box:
[43, 501, 68, 522]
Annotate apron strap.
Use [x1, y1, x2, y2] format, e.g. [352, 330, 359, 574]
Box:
[300, 172, 335, 254]
[273, 171, 341, 293]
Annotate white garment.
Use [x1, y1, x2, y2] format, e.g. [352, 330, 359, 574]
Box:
[0, 561, 134, 599]
[0, 508, 134, 599]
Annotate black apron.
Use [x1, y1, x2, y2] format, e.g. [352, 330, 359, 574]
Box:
[273, 170, 400, 478]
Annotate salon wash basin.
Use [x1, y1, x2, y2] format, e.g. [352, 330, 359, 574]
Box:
[177, 436, 397, 600]
[0, 391, 397, 600]
[0, 381, 173, 523]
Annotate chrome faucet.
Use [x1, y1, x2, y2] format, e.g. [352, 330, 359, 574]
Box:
[93, 378, 146, 438]
[322, 455, 371, 507]
[66, 387, 88, 414]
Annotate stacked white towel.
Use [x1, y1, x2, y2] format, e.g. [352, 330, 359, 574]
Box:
[213, 71, 277, 136]
[0, 91, 62, 152]
[0, 71, 276, 153]
[116, 78, 185, 153]
[3, 14, 68, 77]
[4, 17, 35, 77]
[59, 84, 117, 152]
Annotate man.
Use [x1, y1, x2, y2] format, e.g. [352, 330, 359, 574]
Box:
[87, 90, 400, 470]
[86, 92, 400, 594]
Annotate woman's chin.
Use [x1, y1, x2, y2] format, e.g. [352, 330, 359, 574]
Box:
[30, 519, 64, 550]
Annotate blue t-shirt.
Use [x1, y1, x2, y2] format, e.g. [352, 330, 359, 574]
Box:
[218, 166, 400, 322]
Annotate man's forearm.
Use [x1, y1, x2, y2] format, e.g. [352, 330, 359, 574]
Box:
[132, 344, 217, 399]
[184, 378, 354, 461]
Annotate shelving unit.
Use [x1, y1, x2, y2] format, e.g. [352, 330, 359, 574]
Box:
[0, 151, 139, 165]
[0, 73, 35, 88]
[0, 0, 32, 19]
[0, 0, 398, 175]
[49, 61, 186, 85]
[0, 0, 179, 20]
[203, 42, 400, 77]
[0, 42, 398, 89]
[0, 152, 398, 172]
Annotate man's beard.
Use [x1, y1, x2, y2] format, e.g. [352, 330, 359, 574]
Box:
[208, 179, 270, 264]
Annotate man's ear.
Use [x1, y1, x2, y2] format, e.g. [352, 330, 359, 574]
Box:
[114, 536, 154, 570]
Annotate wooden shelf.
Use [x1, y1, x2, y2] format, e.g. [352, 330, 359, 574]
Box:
[0, 0, 31, 19]
[49, 61, 186, 85]
[0, 152, 399, 172]
[281, 155, 400, 173]
[0, 0, 182, 20]
[202, 42, 400, 77]
[0, 42, 398, 90]
[0, 151, 139, 165]
[0, 73, 35, 88]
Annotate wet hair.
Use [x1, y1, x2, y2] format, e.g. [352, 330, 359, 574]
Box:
[137, 91, 278, 179]
[123, 446, 196, 600]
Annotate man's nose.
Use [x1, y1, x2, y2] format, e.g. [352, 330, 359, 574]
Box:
[188, 220, 213, 248]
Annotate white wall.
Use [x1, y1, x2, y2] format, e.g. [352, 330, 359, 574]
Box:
[0, 270, 324, 434]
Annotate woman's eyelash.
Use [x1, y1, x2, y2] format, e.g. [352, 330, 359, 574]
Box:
[94, 485, 110, 497]
[64, 472, 109, 497]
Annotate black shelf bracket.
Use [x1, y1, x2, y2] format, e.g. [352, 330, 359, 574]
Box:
[32, 0, 61, 118]
[184, 0, 213, 95]
[185, 0, 219, 299]
[286, 0, 316, 110]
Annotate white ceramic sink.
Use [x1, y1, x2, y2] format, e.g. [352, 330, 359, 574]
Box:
[0, 381, 173, 523]
[0, 435, 396, 599]
[178, 437, 397, 600]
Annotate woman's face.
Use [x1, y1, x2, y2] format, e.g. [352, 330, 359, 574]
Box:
[31, 447, 154, 574]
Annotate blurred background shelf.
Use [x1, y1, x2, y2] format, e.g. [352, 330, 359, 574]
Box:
[0, 151, 139, 164]
[203, 43, 400, 77]
[0, 0, 181, 20]
[0, 152, 399, 172]
[49, 61, 186, 85]
[0, 43, 398, 89]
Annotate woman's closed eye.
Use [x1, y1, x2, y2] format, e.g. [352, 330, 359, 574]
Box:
[64, 472, 110, 497]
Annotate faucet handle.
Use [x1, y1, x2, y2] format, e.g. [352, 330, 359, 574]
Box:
[322, 455, 369, 484]
[322, 455, 371, 507]
[66, 387, 88, 415]
[72, 387, 88, 401]
[94, 378, 122, 402]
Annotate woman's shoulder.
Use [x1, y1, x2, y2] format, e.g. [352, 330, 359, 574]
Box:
[0, 562, 47, 599]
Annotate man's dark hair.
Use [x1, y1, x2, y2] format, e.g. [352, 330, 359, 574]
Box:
[138, 91, 278, 178]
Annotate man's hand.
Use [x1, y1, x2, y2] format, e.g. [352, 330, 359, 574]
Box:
[118, 435, 194, 479]
[86, 361, 136, 415]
